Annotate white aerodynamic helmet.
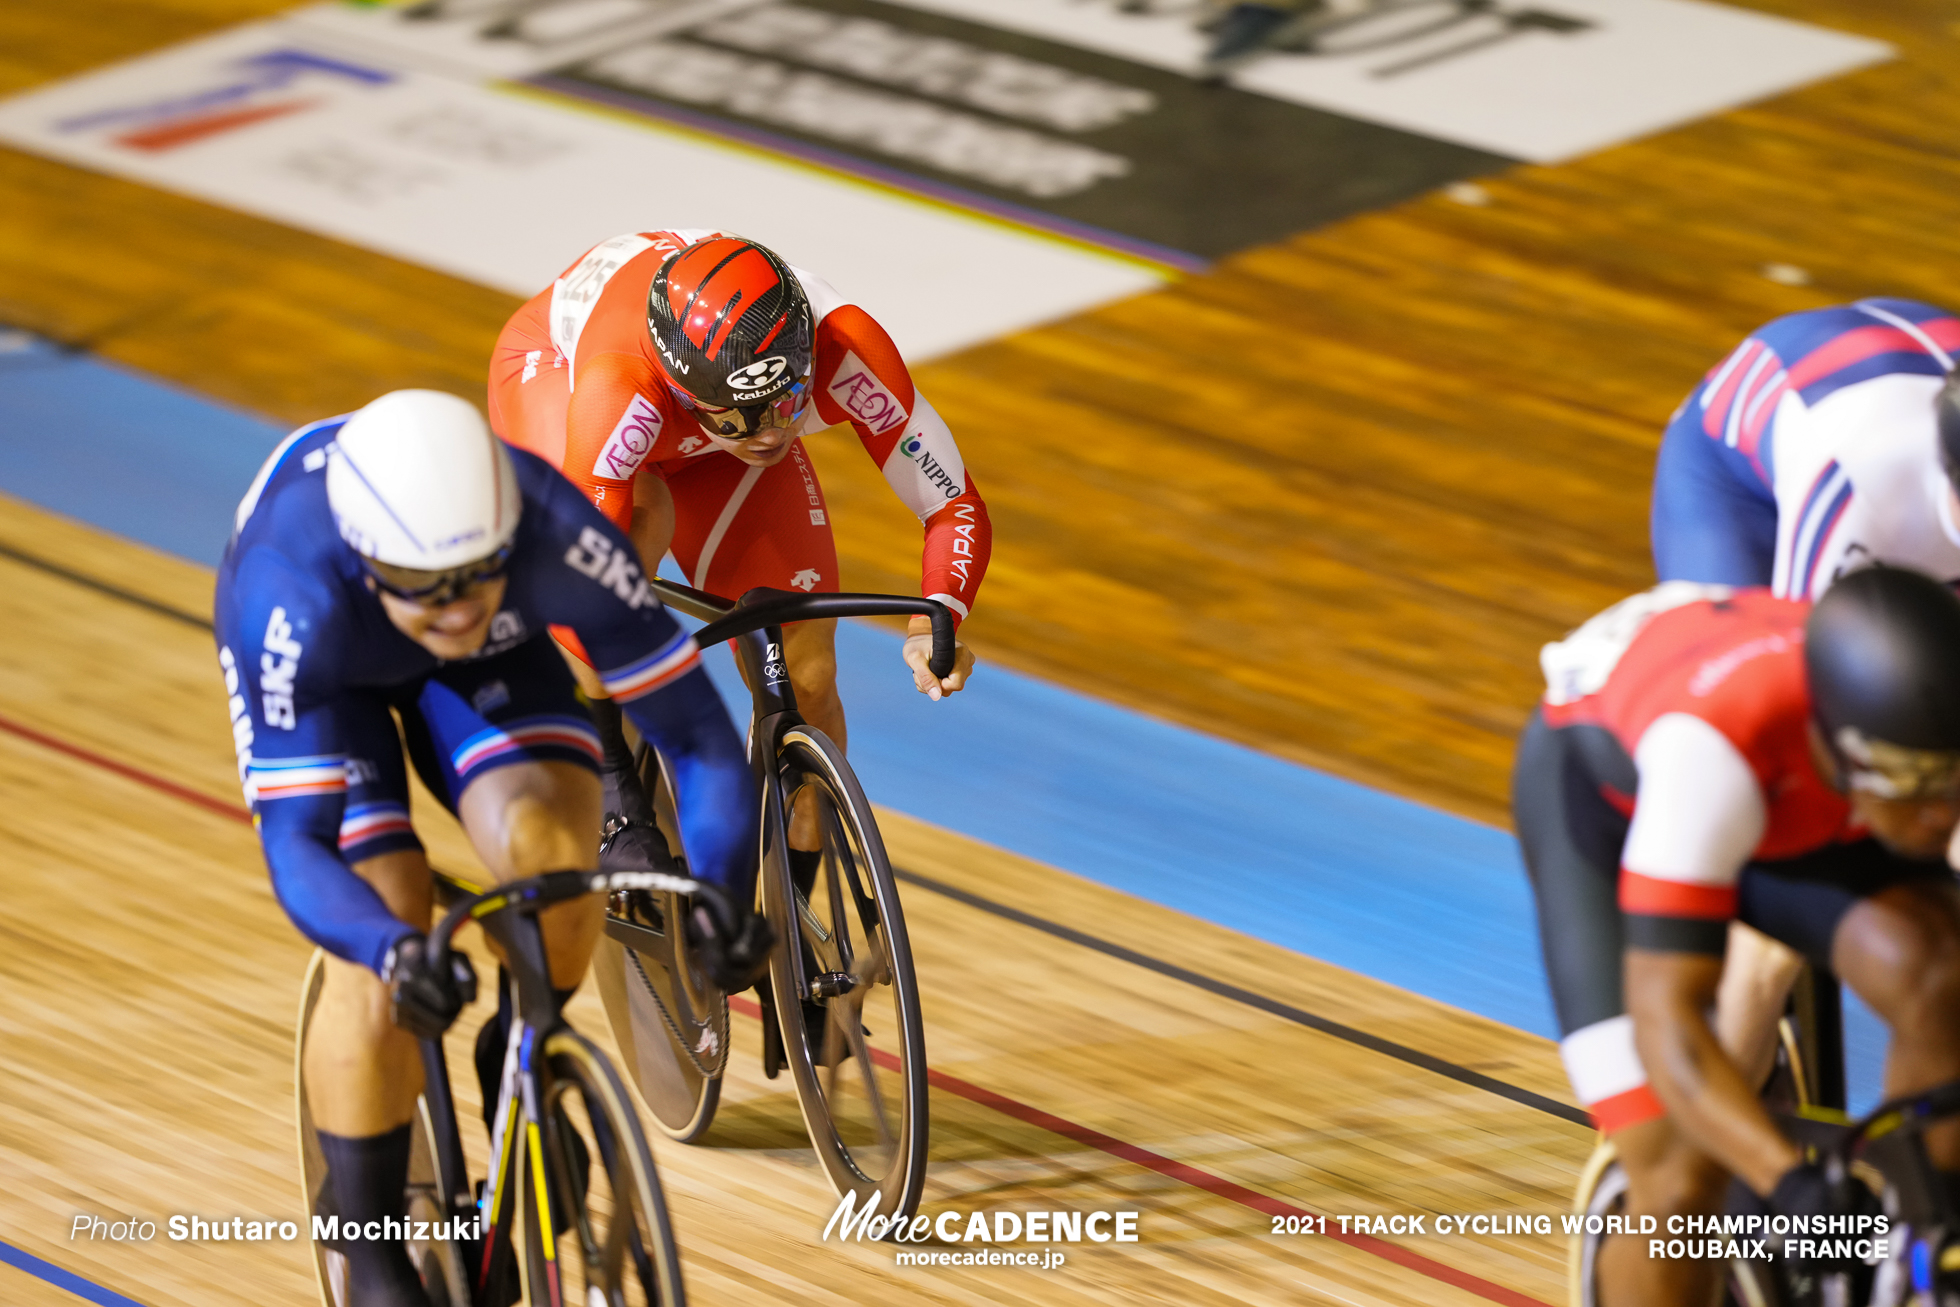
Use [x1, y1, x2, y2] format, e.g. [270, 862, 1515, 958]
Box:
[326, 390, 520, 574]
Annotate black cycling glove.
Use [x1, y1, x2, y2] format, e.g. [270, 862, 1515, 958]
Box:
[1769, 1161, 1883, 1274]
[384, 934, 478, 1039]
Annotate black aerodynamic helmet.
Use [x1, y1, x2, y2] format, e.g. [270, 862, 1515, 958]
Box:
[1938, 370, 1960, 492]
[1806, 564, 1960, 798]
[646, 236, 814, 437]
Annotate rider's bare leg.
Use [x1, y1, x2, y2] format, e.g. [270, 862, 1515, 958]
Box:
[305, 849, 434, 1135]
[1599, 1116, 1729, 1307]
[457, 759, 605, 991]
[1833, 877, 1960, 1164]
[1714, 923, 1804, 1089]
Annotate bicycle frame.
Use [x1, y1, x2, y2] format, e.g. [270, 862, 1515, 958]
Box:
[645, 581, 954, 1010]
[422, 868, 698, 1306]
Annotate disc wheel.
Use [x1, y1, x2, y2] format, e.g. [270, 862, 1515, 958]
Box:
[594, 744, 729, 1143]
[537, 1029, 688, 1307]
[296, 951, 468, 1307]
[596, 893, 728, 1143]
[765, 726, 928, 1224]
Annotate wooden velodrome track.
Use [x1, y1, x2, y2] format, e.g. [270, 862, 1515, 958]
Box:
[2, 0, 1958, 1302]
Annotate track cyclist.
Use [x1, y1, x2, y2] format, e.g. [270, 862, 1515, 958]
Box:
[488, 230, 991, 842]
[1513, 567, 1960, 1307]
[215, 390, 770, 1307]
[1650, 298, 1960, 1097]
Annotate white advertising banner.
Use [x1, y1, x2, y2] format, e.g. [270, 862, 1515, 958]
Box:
[0, 18, 1167, 360]
[888, 0, 1892, 163]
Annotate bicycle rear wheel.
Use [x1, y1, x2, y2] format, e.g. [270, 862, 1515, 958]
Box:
[766, 726, 929, 1224]
[595, 747, 728, 1143]
[538, 1028, 688, 1307]
[296, 951, 468, 1307]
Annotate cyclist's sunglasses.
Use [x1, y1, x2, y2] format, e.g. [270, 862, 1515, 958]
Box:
[673, 377, 811, 440]
[362, 545, 513, 607]
[1835, 727, 1960, 801]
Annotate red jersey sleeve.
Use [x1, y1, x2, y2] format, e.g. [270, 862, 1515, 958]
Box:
[561, 354, 671, 533]
[810, 305, 991, 622]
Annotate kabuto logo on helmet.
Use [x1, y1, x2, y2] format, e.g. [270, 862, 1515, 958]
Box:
[728, 357, 792, 393]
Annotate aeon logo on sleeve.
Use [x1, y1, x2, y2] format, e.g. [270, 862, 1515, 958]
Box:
[591, 395, 664, 481]
[52, 48, 393, 154]
[827, 352, 909, 436]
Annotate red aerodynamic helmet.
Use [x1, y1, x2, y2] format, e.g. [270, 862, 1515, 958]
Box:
[646, 236, 814, 437]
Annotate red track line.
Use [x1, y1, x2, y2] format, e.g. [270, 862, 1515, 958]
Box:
[730, 996, 1551, 1307]
[0, 712, 248, 823]
[0, 711, 1554, 1307]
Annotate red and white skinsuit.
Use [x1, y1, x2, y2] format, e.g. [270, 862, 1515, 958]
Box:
[489, 229, 991, 631]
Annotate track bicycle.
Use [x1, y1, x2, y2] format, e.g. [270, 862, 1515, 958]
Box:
[298, 867, 700, 1306]
[1568, 967, 1960, 1307]
[594, 581, 953, 1227]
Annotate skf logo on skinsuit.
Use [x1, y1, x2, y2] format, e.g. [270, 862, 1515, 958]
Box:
[728, 356, 791, 393]
[827, 353, 909, 436]
[592, 395, 664, 481]
[53, 49, 391, 154]
[218, 647, 255, 797]
[260, 608, 305, 729]
[564, 526, 655, 609]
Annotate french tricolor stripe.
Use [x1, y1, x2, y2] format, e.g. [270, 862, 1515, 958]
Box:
[601, 632, 701, 703]
[1722, 349, 1777, 449]
[1733, 364, 1788, 464]
[453, 716, 605, 776]
[249, 755, 348, 800]
[1796, 479, 1855, 599]
[1700, 340, 1763, 439]
[339, 802, 413, 850]
[1786, 323, 1952, 393]
[1779, 460, 1851, 598]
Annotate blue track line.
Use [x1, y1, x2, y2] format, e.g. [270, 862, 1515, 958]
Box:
[0, 1239, 149, 1307]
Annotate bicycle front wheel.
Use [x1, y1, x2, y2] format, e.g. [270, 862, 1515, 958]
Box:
[537, 1027, 687, 1307]
[1568, 1138, 1785, 1307]
[766, 726, 929, 1224]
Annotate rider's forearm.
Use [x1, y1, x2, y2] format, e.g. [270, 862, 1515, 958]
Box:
[262, 818, 416, 975]
[917, 482, 989, 624]
[1632, 978, 1802, 1194]
[618, 664, 759, 897]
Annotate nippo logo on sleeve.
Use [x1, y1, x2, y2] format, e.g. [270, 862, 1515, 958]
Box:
[592, 395, 664, 481]
[827, 352, 910, 436]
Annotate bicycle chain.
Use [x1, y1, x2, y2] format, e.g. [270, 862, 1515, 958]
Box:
[624, 929, 730, 1080]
